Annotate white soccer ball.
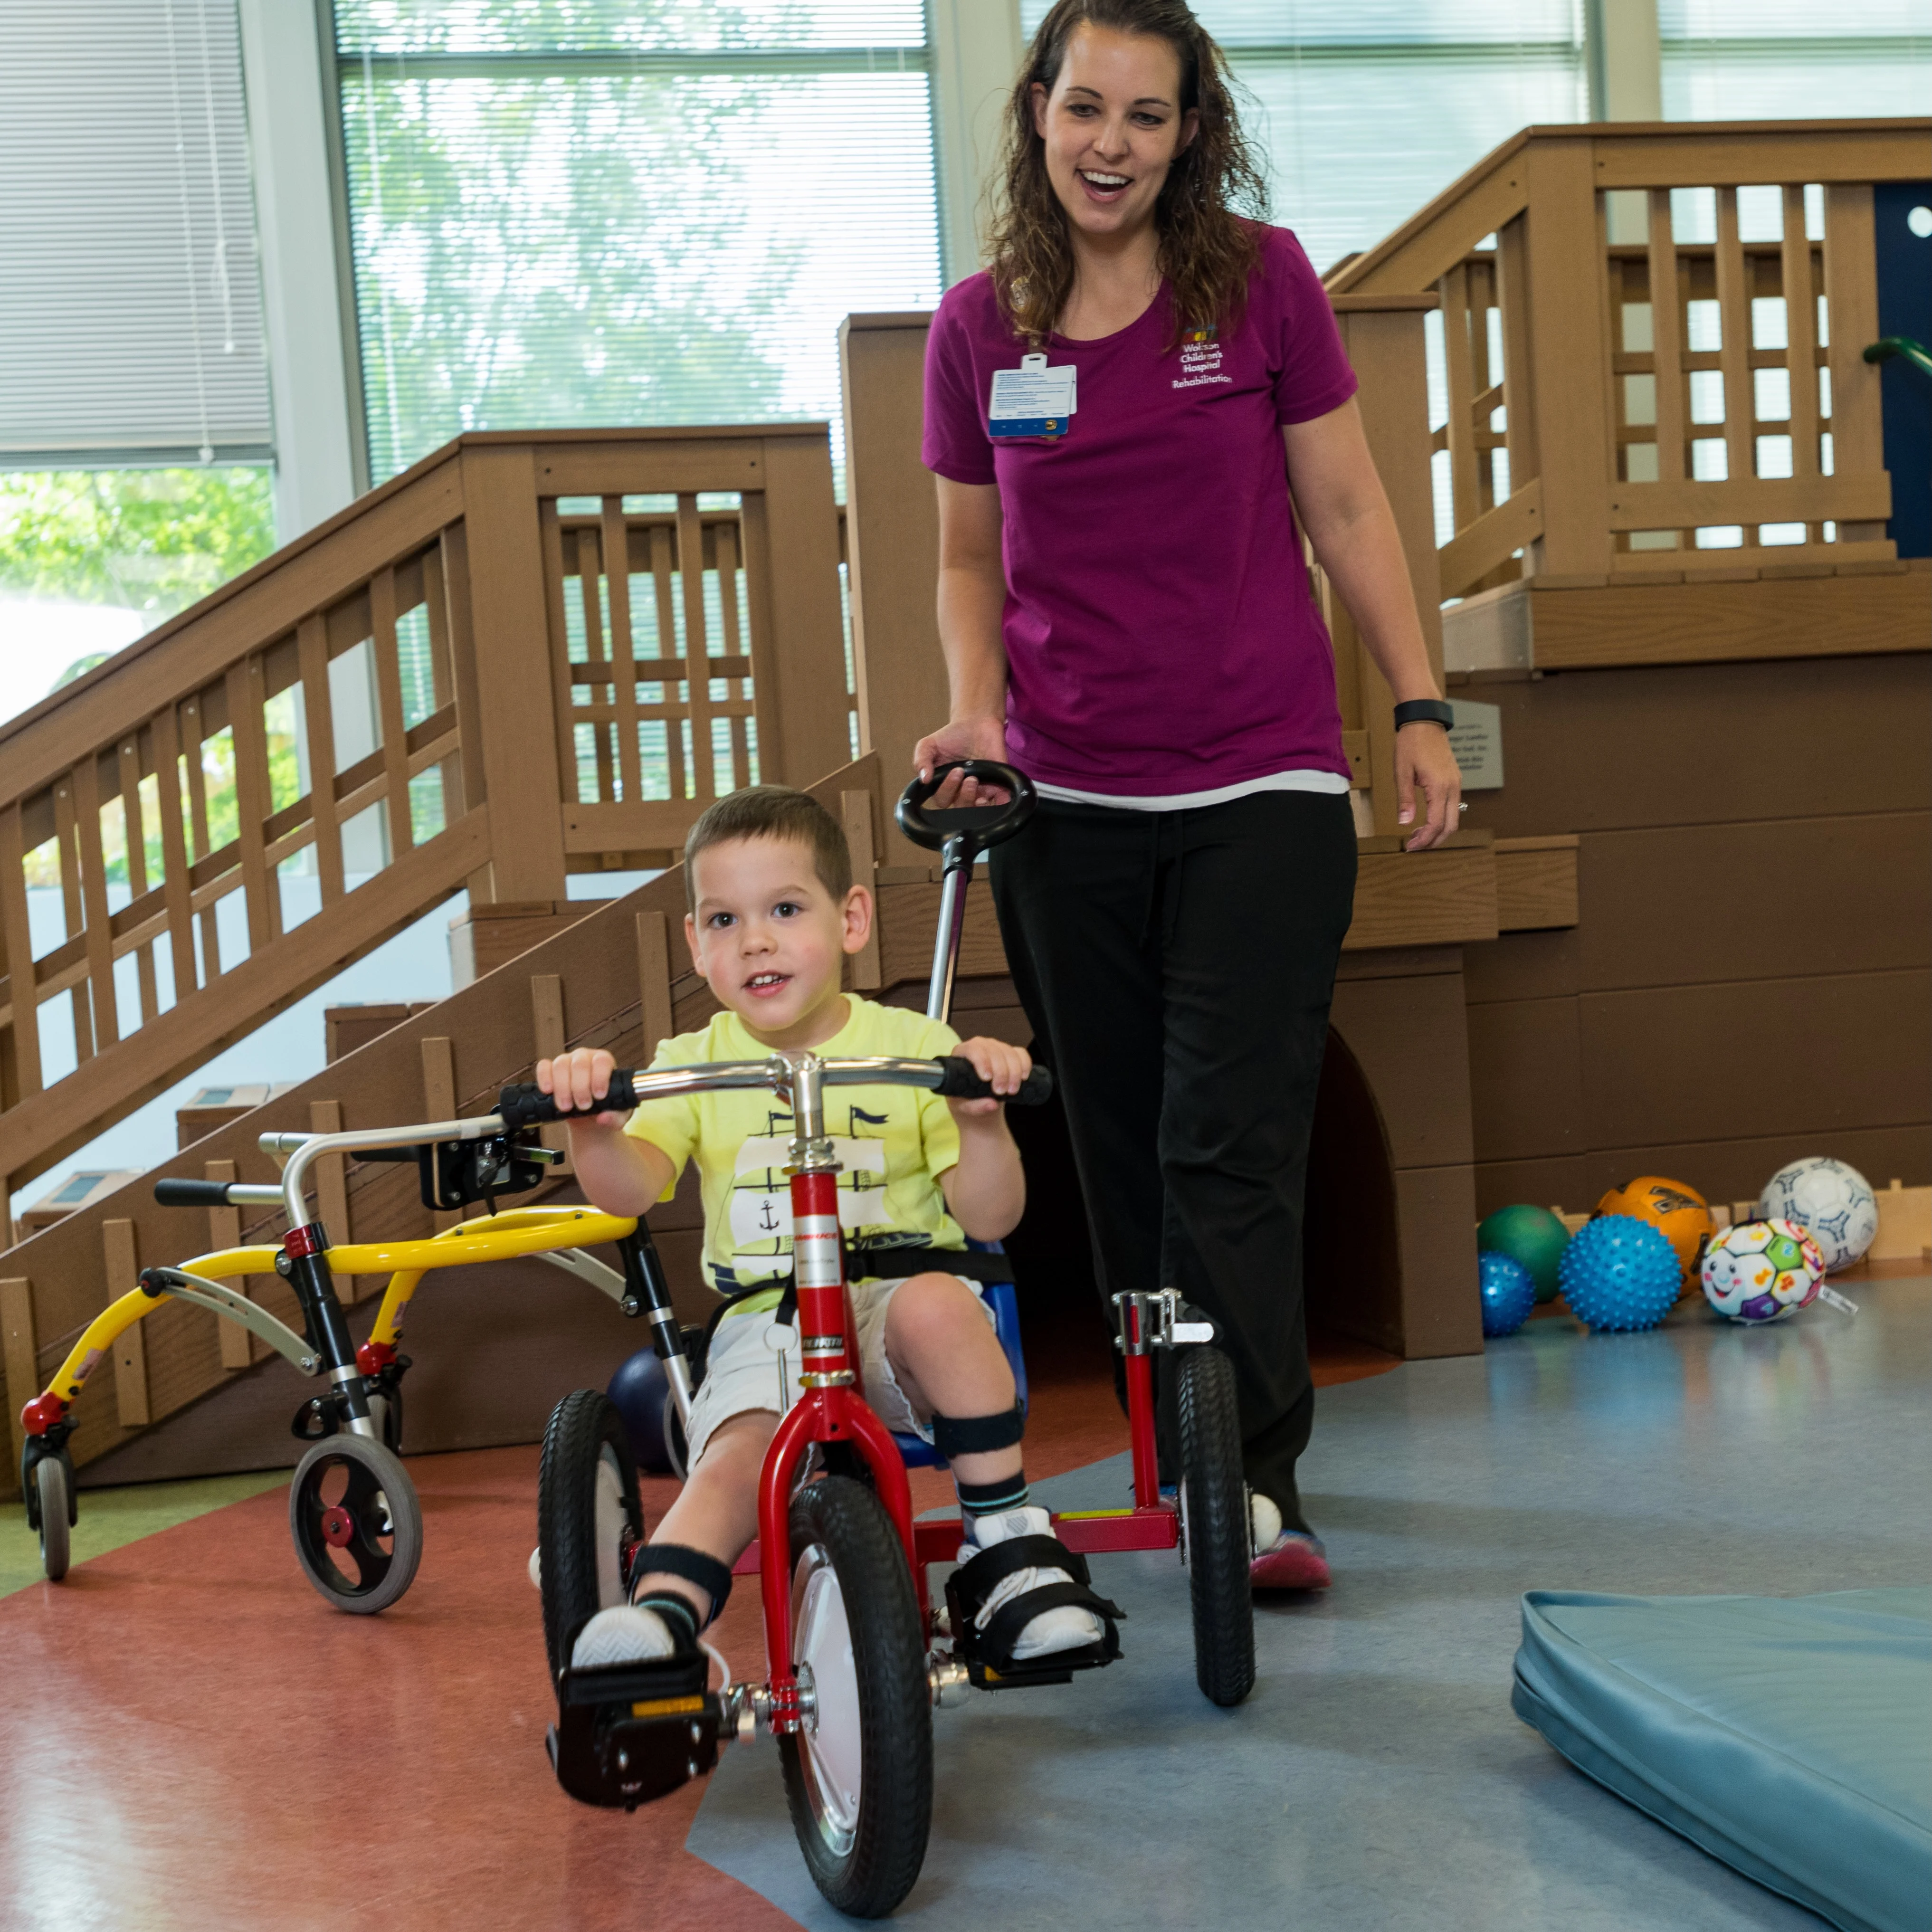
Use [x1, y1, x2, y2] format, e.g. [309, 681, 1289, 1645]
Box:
[1757, 1157, 1878, 1273]
[1701, 1220, 1826, 1323]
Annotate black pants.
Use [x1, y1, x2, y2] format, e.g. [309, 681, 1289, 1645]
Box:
[990, 788, 1357, 1531]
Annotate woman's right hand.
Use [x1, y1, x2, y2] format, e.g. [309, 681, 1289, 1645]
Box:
[913, 714, 1012, 808]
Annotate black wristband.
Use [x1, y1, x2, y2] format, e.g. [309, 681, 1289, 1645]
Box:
[1393, 698, 1454, 731]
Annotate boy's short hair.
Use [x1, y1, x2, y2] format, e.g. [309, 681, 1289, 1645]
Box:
[683, 786, 853, 910]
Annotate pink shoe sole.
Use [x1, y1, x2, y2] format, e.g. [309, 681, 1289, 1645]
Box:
[1250, 1534, 1331, 1591]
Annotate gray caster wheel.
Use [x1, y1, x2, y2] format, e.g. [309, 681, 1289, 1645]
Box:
[35, 1455, 72, 1582]
[289, 1432, 422, 1613]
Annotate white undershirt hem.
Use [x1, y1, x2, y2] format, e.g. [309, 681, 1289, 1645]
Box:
[1033, 768, 1351, 811]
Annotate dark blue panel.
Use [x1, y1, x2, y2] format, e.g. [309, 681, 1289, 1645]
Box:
[1872, 183, 1932, 559]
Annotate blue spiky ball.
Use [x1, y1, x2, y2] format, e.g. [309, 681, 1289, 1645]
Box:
[1478, 1250, 1538, 1337]
[1558, 1214, 1682, 1332]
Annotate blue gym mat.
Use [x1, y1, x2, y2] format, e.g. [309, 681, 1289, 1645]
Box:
[1513, 1587, 1932, 1932]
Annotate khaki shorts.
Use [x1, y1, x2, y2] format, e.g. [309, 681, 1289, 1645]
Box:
[683, 1274, 995, 1466]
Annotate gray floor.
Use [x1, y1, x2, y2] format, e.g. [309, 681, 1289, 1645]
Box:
[689, 1277, 1932, 1929]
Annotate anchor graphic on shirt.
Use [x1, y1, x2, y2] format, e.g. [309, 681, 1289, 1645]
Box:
[728, 1104, 891, 1256]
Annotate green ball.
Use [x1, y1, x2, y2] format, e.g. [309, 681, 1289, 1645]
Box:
[1476, 1203, 1571, 1303]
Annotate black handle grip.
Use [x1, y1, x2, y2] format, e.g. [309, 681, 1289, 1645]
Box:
[498, 1069, 640, 1131]
[896, 761, 1037, 856]
[154, 1178, 241, 1207]
[932, 1056, 1054, 1107]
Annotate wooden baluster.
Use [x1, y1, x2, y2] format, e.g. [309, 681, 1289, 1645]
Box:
[69, 754, 117, 1054]
[1780, 185, 1823, 534]
[421, 539, 464, 829]
[116, 733, 159, 1026]
[650, 524, 687, 800]
[308, 1099, 356, 1303]
[296, 615, 346, 906]
[1822, 184, 1884, 545]
[50, 777, 94, 1059]
[103, 1218, 148, 1427]
[602, 496, 645, 812]
[537, 499, 582, 814]
[1495, 214, 1540, 514]
[577, 527, 618, 806]
[528, 974, 570, 1171]
[226, 656, 279, 950]
[0, 804, 42, 1097]
[1646, 189, 1687, 486]
[1471, 257, 1497, 514]
[180, 693, 222, 980]
[676, 493, 718, 803]
[1439, 262, 1481, 536]
[636, 910, 673, 1060]
[149, 703, 199, 1002]
[204, 1158, 253, 1368]
[370, 567, 415, 856]
[421, 1036, 460, 1232]
[1, 1275, 39, 1465]
[1713, 188, 1756, 535]
[841, 790, 883, 991]
[714, 519, 751, 786]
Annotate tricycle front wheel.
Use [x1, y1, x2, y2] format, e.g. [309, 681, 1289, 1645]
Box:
[1177, 1342, 1256, 1707]
[778, 1475, 932, 1919]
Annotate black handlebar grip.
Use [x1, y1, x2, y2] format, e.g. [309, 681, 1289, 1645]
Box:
[153, 1178, 240, 1207]
[931, 1057, 1055, 1107]
[498, 1069, 640, 1131]
[895, 761, 1037, 855]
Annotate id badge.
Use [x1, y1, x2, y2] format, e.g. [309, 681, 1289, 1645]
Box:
[989, 352, 1076, 440]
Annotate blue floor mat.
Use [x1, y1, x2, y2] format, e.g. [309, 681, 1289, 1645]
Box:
[1513, 1587, 1932, 1932]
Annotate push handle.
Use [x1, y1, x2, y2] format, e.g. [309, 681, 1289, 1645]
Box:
[154, 1178, 239, 1207]
[932, 1056, 1054, 1107]
[895, 761, 1036, 858]
[498, 1069, 640, 1131]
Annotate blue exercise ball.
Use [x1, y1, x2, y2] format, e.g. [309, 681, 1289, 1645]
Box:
[1478, 1250, 1538, 1337]
[607, 1347, 676, 1475]
[1557, 1214, 1681, 1333]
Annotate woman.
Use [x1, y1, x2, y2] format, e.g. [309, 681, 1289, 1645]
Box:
[914, 0, 1461, 1589]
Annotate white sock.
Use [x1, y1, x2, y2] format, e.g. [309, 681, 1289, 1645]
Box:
[957, 1504, 1104, 1662]
[1250, 1493, 1283, 1554]
[570, 1602, 680, 1670]
[527, 1544, 542, 1591]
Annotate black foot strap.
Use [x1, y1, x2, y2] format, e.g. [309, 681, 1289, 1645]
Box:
[623, 1541, 733, 1624]
[946, 1534, 1124, 1676]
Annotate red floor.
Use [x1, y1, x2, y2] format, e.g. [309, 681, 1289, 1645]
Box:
[0, 1330, 1393, 1931]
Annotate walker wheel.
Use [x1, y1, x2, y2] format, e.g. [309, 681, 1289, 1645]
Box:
[34, 1454, 73, 1582]
[289, 1433, 422, 1614]
[778, 1475, 932, 1917]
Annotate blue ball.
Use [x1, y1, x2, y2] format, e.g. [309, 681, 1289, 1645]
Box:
[1557, 1214, 1682, 1332]
[607, 1347, 676, 1475]
[1478, 1250, 1538, 1337]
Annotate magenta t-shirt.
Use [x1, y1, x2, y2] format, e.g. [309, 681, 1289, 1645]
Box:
[922, 224, 1358, 798]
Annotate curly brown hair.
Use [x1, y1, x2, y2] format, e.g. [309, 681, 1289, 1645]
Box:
[986, 0, 1270, 349]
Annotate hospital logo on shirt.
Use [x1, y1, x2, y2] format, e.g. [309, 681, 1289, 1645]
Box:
[1174, 324, 1230, 390]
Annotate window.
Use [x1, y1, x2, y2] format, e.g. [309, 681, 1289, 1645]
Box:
[1019, 1, 1590, 274]
[333, 1, 946, 483]
[1661, 0, 1932, 121]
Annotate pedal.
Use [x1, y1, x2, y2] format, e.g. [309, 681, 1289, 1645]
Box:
[548, 1653, 721, 1811]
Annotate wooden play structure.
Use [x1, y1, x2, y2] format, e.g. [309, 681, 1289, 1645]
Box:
[1, 117, 1924, 1497]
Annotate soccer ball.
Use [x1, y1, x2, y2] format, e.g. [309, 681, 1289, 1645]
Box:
[1700, 1220, 1826, 1323]
[1757, 1157, 1878, 1273]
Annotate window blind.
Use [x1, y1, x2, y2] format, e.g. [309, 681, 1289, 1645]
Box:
[333, 1, 942, 484]
[1018, 1, 1589, 274]
[1660, 0, 1932, 121]
[0, 0, 272, 468]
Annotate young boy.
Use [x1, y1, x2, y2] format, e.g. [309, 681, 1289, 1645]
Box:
[539, 786, 1113, 1672]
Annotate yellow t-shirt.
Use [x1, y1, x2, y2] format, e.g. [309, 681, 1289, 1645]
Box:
[624, 997, 967, 1295]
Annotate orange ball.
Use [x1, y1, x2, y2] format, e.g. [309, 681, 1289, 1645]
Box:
[1594, 1176, 1714, 1284]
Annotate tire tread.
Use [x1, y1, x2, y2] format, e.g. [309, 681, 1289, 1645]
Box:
[1177, 1344, 1256, 1707]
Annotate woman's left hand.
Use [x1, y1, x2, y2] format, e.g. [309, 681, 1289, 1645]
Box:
[1397, 724, 1463, 851]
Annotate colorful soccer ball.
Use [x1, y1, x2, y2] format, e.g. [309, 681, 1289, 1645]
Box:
[1557, 1215, 1682, 1332]
[1757, 1157, 1878, 1273]
[1700, 1219, 1826, 1323]
[1478, 1250, 1538, 1338]
[1594, 1175, 1714, 1286]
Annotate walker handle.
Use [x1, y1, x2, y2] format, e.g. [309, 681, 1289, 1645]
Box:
[895, 762, 1037, 858]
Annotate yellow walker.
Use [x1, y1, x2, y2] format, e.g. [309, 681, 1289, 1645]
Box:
[19, 1111, 684, 1612]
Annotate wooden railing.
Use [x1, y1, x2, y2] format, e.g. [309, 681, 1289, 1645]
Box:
[1328, 119, 1930, 598]
[0, 427, 850, 1233]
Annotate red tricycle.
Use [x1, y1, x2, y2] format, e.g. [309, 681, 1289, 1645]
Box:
[522, 765, 1256, 1918]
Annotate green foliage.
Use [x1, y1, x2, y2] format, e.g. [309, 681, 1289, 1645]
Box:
[0, 468, 277, 621]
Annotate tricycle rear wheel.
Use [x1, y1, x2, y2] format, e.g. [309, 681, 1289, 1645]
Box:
[778, 1475, 932, 1918]
[1177, 1343, 1256, 1707]
[537, 1390, 646, 1680]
